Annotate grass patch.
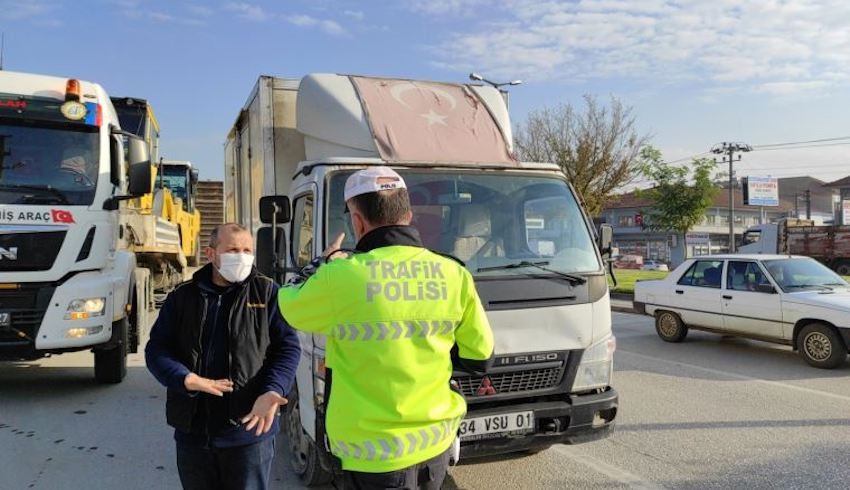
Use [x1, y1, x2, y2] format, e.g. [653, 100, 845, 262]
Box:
[609, 269, 669, 294]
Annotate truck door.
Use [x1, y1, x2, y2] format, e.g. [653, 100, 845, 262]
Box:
[721, 261, 783, 339]
[672, 259, 725, 329]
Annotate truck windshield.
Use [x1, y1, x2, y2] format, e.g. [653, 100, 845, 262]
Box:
[327, 170, 601, 277]
[0, 121, 99, 206]
[763, 258, 849, 292]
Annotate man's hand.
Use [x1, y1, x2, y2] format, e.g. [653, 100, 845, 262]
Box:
[183, 373, 234, 397]
[241, 391, 288, 437]
[322, 232, 347, 261]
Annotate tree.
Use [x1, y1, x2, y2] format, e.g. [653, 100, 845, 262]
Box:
[514, 95, 649, 216]
[637, 146, 718, 242]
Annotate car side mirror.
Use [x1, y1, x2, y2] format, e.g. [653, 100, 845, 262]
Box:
[756, 283, 776, 294]
[260, 195, 291, 224]
[598, 224, 614, 259]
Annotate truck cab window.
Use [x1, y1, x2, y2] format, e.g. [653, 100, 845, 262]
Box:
[291, 193, 314, 268]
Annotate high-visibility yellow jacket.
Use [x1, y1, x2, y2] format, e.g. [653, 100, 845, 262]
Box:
[278, 227, 494, 473]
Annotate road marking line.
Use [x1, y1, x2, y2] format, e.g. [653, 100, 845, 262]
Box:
[552, 445, 665, 490]
[618, 349, 850, 403]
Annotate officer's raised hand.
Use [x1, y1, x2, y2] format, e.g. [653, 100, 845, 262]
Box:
[241, 391, 288, 436]
[323, 232, 347, 261]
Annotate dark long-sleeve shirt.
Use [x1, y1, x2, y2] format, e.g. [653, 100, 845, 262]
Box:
[146, 274, 300, 448]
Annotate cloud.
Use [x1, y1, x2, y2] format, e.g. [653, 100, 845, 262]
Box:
[2, 1, 57, 20]
[224, 2, 269, 22]
[343, 9, 364, 21]
[404, 0, 487, 15]
[417, 0, 850, 95]
[285, 14, 346, 36]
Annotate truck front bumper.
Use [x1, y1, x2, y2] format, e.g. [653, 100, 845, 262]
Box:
[459, 388, 618, 459]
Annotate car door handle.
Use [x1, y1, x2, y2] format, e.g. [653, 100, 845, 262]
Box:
[675, 290, 684, 294]
[722, 295, 733, 300]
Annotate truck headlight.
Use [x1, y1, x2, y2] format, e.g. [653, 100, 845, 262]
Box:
[64, 297, 106, 320]
[572, 335, 615, 392]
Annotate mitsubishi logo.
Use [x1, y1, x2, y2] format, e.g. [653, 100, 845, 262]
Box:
[476, 376, 497, 396]
[0, 312, 10, 328]
[0, 247, 17, 260]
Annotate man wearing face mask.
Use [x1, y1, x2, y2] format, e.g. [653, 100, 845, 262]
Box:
[279, 168, 494, 489]
[146, 223, 301, 490]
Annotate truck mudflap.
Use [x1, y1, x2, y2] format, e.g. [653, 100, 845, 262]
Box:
[459, 388, 618, 459]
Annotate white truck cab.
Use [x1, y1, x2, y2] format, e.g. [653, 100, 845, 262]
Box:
[225, 74, 618, 484]
[0, 71, 167, 383]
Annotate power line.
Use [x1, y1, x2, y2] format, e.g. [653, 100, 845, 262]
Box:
[751, 141, 850, 152]
[753, 136, 850, 149]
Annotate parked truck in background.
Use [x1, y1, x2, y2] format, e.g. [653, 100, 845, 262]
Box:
[111, 97, 203, 273]
[224, 74, 618, 484]
[0, 70, 180, 383]
[739, 218, 850, 275]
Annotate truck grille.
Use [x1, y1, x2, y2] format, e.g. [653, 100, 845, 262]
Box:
[454, 366, 565, 397]
[0, 286, 55, 347]
[0, 231, 66, 271]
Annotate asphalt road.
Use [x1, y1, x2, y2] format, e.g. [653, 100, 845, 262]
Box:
[2, 312, 849, 489]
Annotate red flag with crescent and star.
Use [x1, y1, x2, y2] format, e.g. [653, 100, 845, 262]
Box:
[51, 209, 75, 224]
[351, 76, 516, 165]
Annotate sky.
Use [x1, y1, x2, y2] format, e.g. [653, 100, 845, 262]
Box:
[3, 0, 850, 187]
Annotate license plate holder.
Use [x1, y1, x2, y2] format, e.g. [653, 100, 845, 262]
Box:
[459, 411, 535, 441]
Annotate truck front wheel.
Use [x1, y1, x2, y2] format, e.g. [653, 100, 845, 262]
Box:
[797, 323, 847, 369]
[833, 260, 850, 276]
[94, 318, 128, 384]
[283, 386, 334, 486]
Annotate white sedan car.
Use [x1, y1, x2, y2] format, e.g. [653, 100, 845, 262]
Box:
[634, 254, 850, 368]
[640, 260, 669, 272]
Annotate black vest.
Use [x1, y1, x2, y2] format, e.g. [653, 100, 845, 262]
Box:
[165, 266, 276, 433]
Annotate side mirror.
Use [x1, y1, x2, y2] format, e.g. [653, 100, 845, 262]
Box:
[191, 168, 199, 186]
[756, 283, 776, 294]
[126, 135, 150, 167]
[260, 195, 291, 224]
[128, 160, 152, 197]
[598, 224, 614, 259]
[256, 225, 286, 282]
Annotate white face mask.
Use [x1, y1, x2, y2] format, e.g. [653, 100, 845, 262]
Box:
[216, 252, 254, 283]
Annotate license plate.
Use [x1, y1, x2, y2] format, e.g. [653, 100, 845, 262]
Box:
[459, 411, 534, 441]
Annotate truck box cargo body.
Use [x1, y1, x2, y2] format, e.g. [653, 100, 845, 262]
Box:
[0, 70, 171, 383]
[739, 218, 850, 275]
[224, 74, 617, 481]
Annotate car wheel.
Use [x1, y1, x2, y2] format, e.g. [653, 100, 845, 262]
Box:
[797, 323, 847, 369]
[655, 311, 688, 343]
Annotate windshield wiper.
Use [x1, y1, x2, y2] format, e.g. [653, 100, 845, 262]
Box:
[0, 183, 70, 204]
[477, 261, 587, 285]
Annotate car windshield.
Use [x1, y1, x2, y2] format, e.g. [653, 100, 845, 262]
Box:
[762, 258, 849, 292]
[0, 121, 99, 205]
[326, 170, 601, 277]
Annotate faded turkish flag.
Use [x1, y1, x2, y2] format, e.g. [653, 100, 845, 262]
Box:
[51, 209, 75, 224]
[351, 76, 515, 164]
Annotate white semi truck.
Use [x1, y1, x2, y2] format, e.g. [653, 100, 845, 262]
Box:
[224, 74, 618, 484]
[0, 71, 184, 383]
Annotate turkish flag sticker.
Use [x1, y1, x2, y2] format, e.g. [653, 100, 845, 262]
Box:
[51, 209, 76, 224]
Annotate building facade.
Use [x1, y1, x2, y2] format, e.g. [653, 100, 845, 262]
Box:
[602, 176, 842, 267]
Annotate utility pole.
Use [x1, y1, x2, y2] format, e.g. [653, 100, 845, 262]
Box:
[805, 189, 811, 220]
[711, 142, 752, 253]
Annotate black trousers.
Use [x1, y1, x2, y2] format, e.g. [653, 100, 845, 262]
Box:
[175, 436, 276, 490]
[342, 447, 452, 490]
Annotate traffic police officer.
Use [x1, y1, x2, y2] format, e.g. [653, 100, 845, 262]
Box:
[278, 167, 494, 489]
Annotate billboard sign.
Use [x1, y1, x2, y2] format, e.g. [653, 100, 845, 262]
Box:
[743, 176, 779, 206]
[686, 232, 710, 245]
